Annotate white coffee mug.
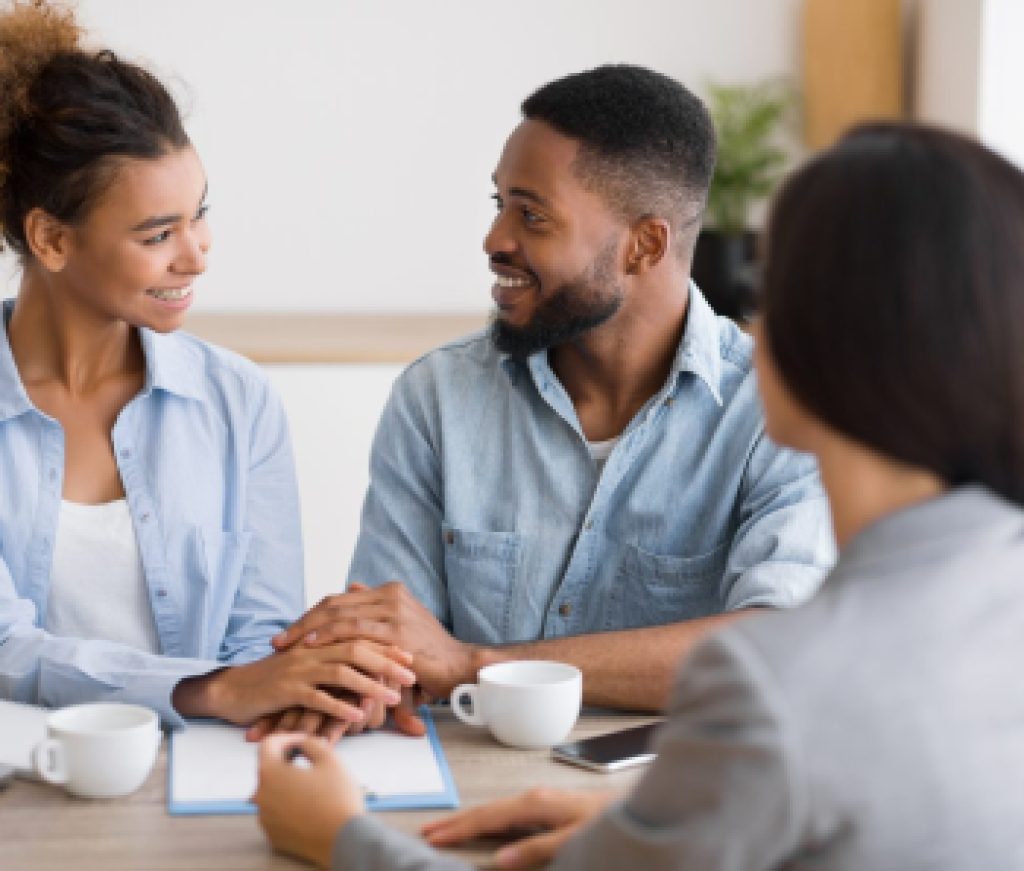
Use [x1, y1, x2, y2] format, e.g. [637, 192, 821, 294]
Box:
[451, 661, 582, 749]
[33, 703, 160, 798]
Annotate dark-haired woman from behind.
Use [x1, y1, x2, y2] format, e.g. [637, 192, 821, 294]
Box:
[256, 122, 1024, 869]
[0, 1, 413, 733]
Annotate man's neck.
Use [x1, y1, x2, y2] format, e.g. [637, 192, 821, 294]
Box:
[549, 279, 689, 442]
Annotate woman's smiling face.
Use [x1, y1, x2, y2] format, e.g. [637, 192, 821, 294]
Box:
[47, 145, 211, 333]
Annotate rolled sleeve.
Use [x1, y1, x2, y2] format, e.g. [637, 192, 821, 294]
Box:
[722, 435, 835, 611]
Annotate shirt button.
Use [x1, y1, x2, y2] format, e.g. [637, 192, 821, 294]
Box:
[156, 589, 168, 598]
[48, 468, 57, 483]
[558, 602, 572, 618]
[444, 530, 455, 545]
[120, 448, 132, 460]
[584, 517, 594, 530]
[664, 397, 675, 407]
[140, 512, 150, 523]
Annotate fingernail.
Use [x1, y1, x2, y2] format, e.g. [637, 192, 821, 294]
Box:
[386, 690, 402, 704]
[304, 632, 317, 644]
[399, 668, 417, 684]
[495, 846, 517, 867]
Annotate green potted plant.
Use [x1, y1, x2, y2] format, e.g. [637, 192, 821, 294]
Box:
[692, 81, 792, 322]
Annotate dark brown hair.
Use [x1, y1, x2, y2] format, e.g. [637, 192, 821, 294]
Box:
[0, 0, 189, 256]
[763, 122, 1024, 502]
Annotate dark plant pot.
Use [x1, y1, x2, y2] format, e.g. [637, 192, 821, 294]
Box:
[691, 229, 758, 323]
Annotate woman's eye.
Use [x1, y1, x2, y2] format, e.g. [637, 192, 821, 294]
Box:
[522, 207, 543, 225]
[194, 204, 210, 221]
[143, 229, 172, 246]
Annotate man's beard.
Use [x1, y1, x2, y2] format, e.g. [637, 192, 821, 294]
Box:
[489, 239, 623, 360]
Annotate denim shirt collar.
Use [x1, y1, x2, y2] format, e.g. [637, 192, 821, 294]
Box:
[0, 298, 205, 422]
[498, 281, 724, 406]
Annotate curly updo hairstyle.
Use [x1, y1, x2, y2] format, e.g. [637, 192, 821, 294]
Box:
[0, 0, 189, 257]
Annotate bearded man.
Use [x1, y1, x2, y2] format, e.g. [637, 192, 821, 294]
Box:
[273, 65, 834, 728]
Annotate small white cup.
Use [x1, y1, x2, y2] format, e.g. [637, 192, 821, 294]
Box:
[33, 703, 160, 799]
[451, 661, 582, 749]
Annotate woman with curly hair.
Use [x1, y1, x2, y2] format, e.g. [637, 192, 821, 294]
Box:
[0, 1, 413, 734]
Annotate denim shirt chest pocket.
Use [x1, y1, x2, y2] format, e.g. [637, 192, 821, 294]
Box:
[441, 523, 522, 645]
[169, 525, 253, 656]
[608, 539, 729, 631]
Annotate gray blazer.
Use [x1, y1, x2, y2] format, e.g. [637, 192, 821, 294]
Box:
[333, 486, 1024, 870]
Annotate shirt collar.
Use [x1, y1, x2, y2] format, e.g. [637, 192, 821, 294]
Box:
[137, 326, 207, 402]
[0, 298, 206, 422]
[498, 280, 724, 405]
[0, 300, 33, 422]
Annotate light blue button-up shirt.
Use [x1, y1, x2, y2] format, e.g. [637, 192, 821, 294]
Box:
[349, 286, 834, 645]
[0, 300, 304, 727]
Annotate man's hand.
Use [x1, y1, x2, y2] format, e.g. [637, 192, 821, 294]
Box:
[421, 787, 618, 869]
[173, 640, 416, 726]
[272, 581, 479, 698]
[254, 733, 364, 868]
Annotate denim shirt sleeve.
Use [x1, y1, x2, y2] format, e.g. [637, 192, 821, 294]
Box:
[215, 377, 305, 665]
[721, 433, 835, 611]
[0, 551, 220, 727]
[346, 365, 450, 626]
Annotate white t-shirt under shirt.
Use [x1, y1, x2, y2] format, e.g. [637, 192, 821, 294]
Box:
[588, 436, 620, 473]
[45, 499, 161, 654]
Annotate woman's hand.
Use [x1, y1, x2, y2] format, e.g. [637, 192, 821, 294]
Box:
[421, 787, 618, 869]
[254, 733, 364, 868]
[173, 640, 416, 726]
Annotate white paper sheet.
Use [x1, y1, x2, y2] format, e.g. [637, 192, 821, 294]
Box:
[169, 715, 456, 813]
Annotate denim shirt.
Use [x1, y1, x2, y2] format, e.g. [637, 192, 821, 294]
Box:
[348, 285, 835, 645]
[0, 300, 304, 727]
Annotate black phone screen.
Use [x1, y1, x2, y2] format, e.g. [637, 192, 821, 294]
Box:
[554, 722, 660, 768]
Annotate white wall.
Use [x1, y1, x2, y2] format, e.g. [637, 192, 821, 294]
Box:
[977, 0, 1024, 168]
[264, 364, 400, 606]
[914, 0, 1024, 169]
[1, 0, 804, 310]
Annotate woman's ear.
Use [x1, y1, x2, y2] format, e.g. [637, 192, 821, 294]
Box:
[23, 208, 72, 273]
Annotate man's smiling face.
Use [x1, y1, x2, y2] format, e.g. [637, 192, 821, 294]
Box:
[484, 120, 628, 359]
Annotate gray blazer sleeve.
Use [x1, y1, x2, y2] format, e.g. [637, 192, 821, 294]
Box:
[553, 629, 806, 871]
[332, 816, 473, 871]
[332, 630, 805, 871]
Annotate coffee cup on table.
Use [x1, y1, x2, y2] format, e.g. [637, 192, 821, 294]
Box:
[33, 703, 160, 798]
[450, 661, 582, 749]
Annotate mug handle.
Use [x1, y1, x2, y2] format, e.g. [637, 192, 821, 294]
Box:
[33, 738, 69, 785]
[450, 684, 486, 727]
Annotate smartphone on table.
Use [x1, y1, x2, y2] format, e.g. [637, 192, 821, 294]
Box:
[552, 722, 661, 772]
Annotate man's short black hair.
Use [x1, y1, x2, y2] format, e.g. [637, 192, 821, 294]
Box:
[522, 64, 716, 241]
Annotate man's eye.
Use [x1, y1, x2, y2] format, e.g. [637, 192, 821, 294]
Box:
[522, 207, 543, 224]
[194, 203, 210, 221]
[143, 229, 172, 245]
[491, 193, 503, 210]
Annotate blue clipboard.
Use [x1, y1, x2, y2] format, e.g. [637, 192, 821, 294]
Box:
[168, 706, 458, 815]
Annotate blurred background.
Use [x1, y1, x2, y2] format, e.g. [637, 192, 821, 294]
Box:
[2, 0, 1019, 603]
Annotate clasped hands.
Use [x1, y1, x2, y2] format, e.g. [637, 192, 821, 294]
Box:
[247, 580, 476, 743]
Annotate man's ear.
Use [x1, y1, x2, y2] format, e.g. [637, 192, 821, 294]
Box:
[23, 208, 73, 273]
[625, 216, 670, 274]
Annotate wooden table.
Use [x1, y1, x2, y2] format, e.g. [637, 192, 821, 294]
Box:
[0, 710, 658, 870]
